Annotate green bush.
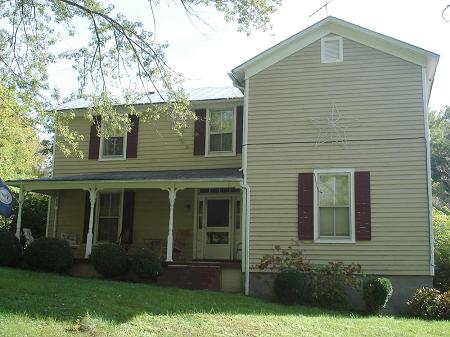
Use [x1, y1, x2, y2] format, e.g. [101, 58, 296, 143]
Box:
[274, 270, 308, 305]
[0, 230, 22, 266]
[131, 248, 162, 281]
[433, 213, 450, 292]
[363, 277, 393, 314]
[24, 237, 73, 273]
[90, 243, 128, 278]
[407, 287, 450, 320]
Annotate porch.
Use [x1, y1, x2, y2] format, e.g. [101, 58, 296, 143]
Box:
[7, 169, 246, 291]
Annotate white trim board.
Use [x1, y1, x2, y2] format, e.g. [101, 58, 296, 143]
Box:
[231, 16, 438, 101]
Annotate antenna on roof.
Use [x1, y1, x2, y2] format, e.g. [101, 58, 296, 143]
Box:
[309, 0, 334, 18]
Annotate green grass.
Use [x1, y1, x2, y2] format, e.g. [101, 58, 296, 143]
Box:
[0, 267, 448, 336]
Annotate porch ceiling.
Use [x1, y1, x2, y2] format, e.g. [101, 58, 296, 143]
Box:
[7, 168, 243, 192]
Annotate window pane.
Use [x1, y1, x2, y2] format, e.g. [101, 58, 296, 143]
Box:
[319, 175, 334, 206]
[206, 232, 229, 244]
[210, 133, 232, 152]
[319, 207, 334, 236]
[222, 133, 232, 151]
[207, 199, 229, 227]
[103, 136, 124, 156]
[109, 193, 120, 216]
[235, 200, 241, 229]
[335, 175, 349, 205]
[98, 218, 119, 242]
[210, 111, 222, 132]
[222, 111, 233, 132]
[324, 40, 340, 60]
[99, 194, 110, 216]
[335, 207, 350, 236]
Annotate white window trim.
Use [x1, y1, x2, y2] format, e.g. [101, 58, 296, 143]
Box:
[98, 120, 127, 161]
[205, 106, 237, 157]
[94, 190, 124, 243]
[321, 36, 343, 64]
[313, 168, 355, 243]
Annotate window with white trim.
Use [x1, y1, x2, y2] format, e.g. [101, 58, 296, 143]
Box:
[100, 122, 126, 160]
[96, 191, 122, 243]
[315, 169, 354, 241]
[207, 108, 235, 155]
[321, 36, 343, 63]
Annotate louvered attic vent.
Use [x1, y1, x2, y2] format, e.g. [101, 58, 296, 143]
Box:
[321, 36, 343, 63]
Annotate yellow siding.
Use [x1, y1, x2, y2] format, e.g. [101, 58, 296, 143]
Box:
[247, 37, 430, 275]
[53, 102, 242, 176]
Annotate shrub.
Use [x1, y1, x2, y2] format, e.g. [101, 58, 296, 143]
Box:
[90, 243, 128, 278]
[407, 287, 450, 320]
[0, 230, 22, 266]
[24, 237, 73, 273]
[274, 270, 309, 305]
[257, 242, 311, 272]
[131, 248, 162, 281]
[433, 218, 450, 292]
[309, 262, 362, 307]
[363, 277, 393, 314]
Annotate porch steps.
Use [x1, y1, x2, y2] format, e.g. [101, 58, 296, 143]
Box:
[157, 264, 221, 290]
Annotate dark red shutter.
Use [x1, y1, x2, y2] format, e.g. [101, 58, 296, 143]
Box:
[298, 173, 314, 240]
[88, 116, 101, 160]
[126, 115, 139, 158]
[193, 109, 206, 155]
[236, 106, 243, 154]
[355, 171, 371, 240]
[83, 192, 90, 243]
[121, 191, 135, 244]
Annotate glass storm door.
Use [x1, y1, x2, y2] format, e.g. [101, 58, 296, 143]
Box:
[203, 198, 232, 260]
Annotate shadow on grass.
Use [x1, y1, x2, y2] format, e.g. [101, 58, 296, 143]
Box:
[0, 267, 365, 324]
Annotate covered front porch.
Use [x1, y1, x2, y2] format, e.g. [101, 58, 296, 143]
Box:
[8, 168, 246, 291]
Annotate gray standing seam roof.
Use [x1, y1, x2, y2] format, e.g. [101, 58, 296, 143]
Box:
[8, 168, 243, 184]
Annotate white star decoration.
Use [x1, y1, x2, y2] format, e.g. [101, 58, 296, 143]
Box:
[309, 104, 359, 147]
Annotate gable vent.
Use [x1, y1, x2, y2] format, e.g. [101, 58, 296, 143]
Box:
[321, 36, 343, 63]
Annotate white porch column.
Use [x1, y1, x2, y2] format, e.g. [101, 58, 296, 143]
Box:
[85, 187, 97, 258]
[15, 188, 25, 239]
[166, 187, 177, 262]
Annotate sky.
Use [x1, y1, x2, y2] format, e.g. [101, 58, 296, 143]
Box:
[48, 0, 450, 111]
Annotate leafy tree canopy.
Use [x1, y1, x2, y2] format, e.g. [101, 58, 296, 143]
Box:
[0, 0, 282, 157]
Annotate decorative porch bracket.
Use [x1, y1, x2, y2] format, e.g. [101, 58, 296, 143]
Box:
[85, 187, 100, 258]
[164, 186, 183, 262]
[15, 187, 25, 239]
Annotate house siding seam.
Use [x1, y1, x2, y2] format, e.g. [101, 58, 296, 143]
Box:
[247, 37, 430, 275]
[53, 102, 243, 176]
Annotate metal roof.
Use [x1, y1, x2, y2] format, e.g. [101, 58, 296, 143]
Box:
[8, 168, 243, 185]
[55, 86, 243, 111]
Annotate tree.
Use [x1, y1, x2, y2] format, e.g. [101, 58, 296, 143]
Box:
[0, 85, 44, 181]
[0, 0, 283, 156]
[429, 107, 450, 209]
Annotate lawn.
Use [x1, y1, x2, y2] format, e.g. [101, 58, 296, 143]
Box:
[0, 267, 448, 337]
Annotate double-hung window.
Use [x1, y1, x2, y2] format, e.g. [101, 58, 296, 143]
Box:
[96, 191, 122, 243]
[100, 122, 127, 160]
[314, 169, 354, 242]
[207, 108, 235, 155]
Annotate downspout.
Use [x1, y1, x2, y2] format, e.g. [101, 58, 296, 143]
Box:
[422, 67, 434, 276]
[241, 77, 251, 295]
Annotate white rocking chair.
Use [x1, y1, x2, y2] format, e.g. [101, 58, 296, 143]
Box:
[23, 228, 34, 245]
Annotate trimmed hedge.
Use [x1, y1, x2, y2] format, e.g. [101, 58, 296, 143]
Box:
[24, 237, 73, 273]
[274, 270, 308, 305]
[90, 243, 128, 278]
[363, 277, 393, 314]
[0, 230, 22, 266]
[131, 248, 162, 281]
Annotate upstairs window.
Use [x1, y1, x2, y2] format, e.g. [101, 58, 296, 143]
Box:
[321, 36, 343, 63]
[100, 122, 127, 160]
[314, 169, 354, 242]
[206, 108, 235, 155]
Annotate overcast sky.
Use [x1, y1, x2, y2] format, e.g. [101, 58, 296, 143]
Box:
[48, 0, 450, 111]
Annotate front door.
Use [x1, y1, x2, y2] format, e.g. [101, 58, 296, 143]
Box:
[203, 198, 232, 260]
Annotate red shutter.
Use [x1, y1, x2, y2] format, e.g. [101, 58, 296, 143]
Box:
[82, 192, 90, 243]
[126, 115, 139, 158]
[88, 116, 101, 160]
[355, 171, 371, 240]
[298, 173, 314, 240]
[236, 106, 243, 154]
[121, 191, 135, 244]
[193, 109, 206, 156]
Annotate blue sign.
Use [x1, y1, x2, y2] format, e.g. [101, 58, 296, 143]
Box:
[0, 179, 14, 218]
